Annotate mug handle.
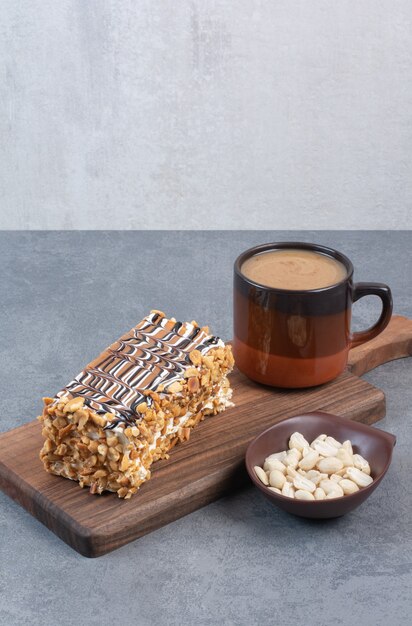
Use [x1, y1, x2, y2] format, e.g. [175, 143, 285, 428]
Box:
[350, 283, 393, 349]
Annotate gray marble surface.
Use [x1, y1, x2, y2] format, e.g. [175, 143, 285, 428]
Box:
[0, 231, 411, 626]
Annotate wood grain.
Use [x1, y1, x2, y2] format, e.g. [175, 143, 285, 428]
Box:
[0, 315, 410, 557]
[348, 315, 412, 376]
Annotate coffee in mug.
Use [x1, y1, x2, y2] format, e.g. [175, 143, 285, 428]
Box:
[233, 242, 392, 388]
[241, 248, 347, 291]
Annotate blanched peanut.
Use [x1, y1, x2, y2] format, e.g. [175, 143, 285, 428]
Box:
[284, 449, 301, 469]
[313, 440, 340, 457]
[290, 448, 302, 460]
[289, 432, 309, 452]
[268, 486, 282, 494]
[282, 482, 295, 498]
[325, 436, 342, 449]
[295, 490, 315, 501]
[330, 483, 344, 497]
[306, 469, 323, 485]
[302, 445, 311, 458]
[320, 479, 343, 495]
[336, 447, 354, 467]
[314, 487, 326, 500]
[352, 454, 371, 475]
[326, 487, 344, 499]
[340, 479, 359, 495]
[254, 466, 269, 485]
[293, 475, 316, 493]
[298, 449, 319, 471]
[264, 458, 286, 473]
[286, 467, 298, 479]
[252, 432, 373, 502]
[346, 467, 373, 487]
[317, 457, 344, 474]
[269, 469, 286, 489]
[265, 451, 287, 463]
[342, 440, 353, 455]
[311, 434, 327, 447]
[334, 468, 347, 477]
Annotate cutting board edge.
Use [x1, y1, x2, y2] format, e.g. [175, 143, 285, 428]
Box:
[326, 389, 386, 425]
[0, 390, 386, 558]
[0, 456, 97, 557]
[89, 464, 247, 557]
[0, 425, 241, 558]
[0, 450, 246, 558]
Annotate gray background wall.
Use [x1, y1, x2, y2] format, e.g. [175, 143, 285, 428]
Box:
[1, 0, 411, 230]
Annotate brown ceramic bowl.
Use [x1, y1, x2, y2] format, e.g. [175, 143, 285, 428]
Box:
[245, 411, 396, 519]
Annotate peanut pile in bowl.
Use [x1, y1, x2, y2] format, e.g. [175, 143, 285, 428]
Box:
[253, 432, 373, 501]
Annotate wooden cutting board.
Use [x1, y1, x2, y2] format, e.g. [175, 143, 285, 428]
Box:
[1, 315, 411, 557]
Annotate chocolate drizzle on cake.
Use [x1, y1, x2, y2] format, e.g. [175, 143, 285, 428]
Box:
[55, 313, 223, 430]
[206, 336, 219, 345]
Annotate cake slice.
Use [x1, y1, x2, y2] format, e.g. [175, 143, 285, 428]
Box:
[38, 311, 234, 498]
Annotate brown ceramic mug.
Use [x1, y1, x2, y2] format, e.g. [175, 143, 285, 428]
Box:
[233, 242, 393, 388]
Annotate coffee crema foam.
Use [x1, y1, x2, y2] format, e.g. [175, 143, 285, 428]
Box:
[241, 249, 347, 291]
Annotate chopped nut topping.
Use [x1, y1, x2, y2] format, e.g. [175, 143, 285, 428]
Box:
[43, 439, 54, 453]
[187, 377, 200, 393]
[202, 355, 214, 368]
[88, 440, 99, 453]
[184, 367, 199, 378]
[58, 424, 74, 440]
[106, 435, 118, 448]
[178, 427, 191, 442]
[84, 454, 97, 468]
[91, 413, 106, 427]
[93, 469, 108, 479]
[189, 349, 202, 366]
[167, 381, 183, 394]
[52, 416, 66, 430]
[97, 443, 108, 458]
[108, 447, 120, 462]
[73, 407, 88, 423]
[63, 396, 85, 414]
[201, 371, 210, 385]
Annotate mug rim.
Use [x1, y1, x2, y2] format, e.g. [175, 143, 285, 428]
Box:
[234, 241, 354, 294]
